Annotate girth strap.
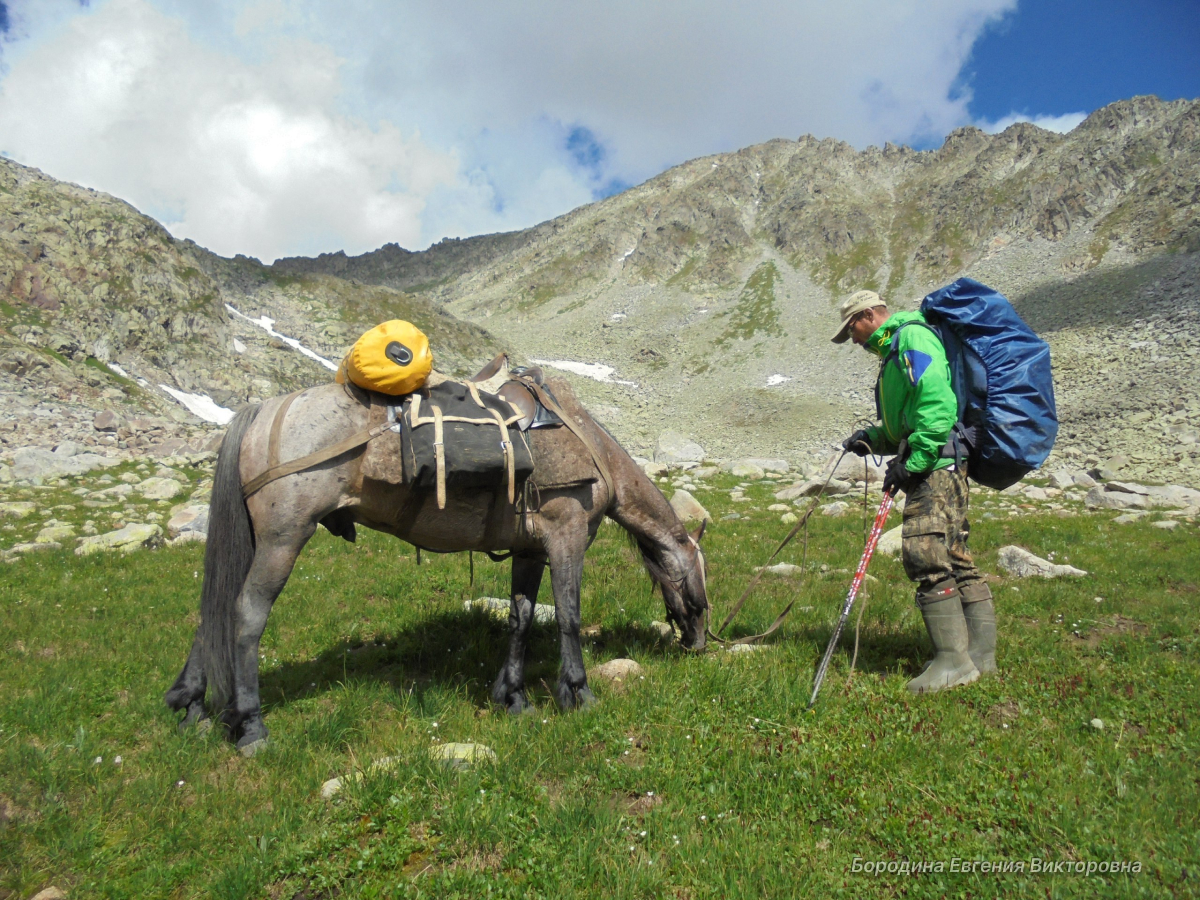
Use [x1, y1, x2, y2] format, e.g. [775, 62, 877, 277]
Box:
[243, 420, 392, 499]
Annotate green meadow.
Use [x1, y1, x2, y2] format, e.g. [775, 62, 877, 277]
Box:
[1, 472, 1197, 899]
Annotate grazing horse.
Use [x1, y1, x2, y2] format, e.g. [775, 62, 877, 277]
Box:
[164, 373, 709, 754]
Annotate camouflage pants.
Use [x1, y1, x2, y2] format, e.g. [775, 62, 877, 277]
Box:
[901, 466, 985, 597]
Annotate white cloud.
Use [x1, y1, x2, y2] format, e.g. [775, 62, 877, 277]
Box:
[0, 0, 1025, 259]
[978, 110, 1088, 134]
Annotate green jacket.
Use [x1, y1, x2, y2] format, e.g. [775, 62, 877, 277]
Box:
[862, 310, 958, 474]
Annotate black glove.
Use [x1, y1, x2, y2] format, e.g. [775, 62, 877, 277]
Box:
[883, 456, 918, 495]
[842, 429, 872, 457]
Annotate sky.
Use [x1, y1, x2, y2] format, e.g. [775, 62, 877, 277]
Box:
[0, 0, 1195, 263]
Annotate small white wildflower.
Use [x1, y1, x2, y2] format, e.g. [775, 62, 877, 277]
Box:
[176, 779, 185, 787]
[113, 756, 122, 765]
[647, 791, 654, 797]
[431, 722, 438, 729]
[542, 719, 548, 724]
[639, 830, 647, 837]
[93, 756, 102, 765]
[700, 815, 707, 821]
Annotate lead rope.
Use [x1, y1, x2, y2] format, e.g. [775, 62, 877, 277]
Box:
[708, 448, 852, 646]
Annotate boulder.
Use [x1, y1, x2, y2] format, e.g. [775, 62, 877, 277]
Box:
[0, 501, 36, 519]
[669, 489, 712, 525]
[93, 409, 125, 432]
[780, 512, 798, 524]
[590, 658, 643, 685]
[12, 447, 120, 481]
[75, 523, 162, 556]
[641, 461, 668, 478]
[729, 461, 765, 479]
[431, 742, 497, 771]
[654, 431, 705, 465]
[464, 596, 555, 625]
[826, 453, 885, 484]
[775, 479, 852, 501]
[820, 501, 850, 518]
[1144, 484, 1200, 509]
[877, 524, 903, 555]
[36, 524, 76, 543]
[740, 457, 790, 474]
[997, 545, 1087, 578]
[167, 504, 209, 539]
[754, 562, 801, 576]
[1085, 486, 1150, 510]
[3, 541, 62, 559]
[137, 477, 184, 501]
[691, 466, 721, 480]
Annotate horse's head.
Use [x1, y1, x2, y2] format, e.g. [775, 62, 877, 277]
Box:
[658, 522, 709, 651]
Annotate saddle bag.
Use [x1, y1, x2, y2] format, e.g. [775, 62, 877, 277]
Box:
[401, 380, 534, 508]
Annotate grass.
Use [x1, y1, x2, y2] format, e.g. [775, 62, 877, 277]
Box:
[0, 469, 1197, 899]
[714, 262, 783, 346]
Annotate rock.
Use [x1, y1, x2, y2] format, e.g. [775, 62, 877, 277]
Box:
[775, 479, 852, 501]
[167, 504, 209, 539]
[650, 621, 675, 640]
[726, 642, 768, 654]
[1024, 486, 1049, 501]
[877, 524, 902, 555]
[1152, 520, 1179, 530]
[740, 457, 790, 474]
[754, 563, 801, 576]
[464, 596, 555, 625]
[3, 541, 62, 559]
[30, 888, 67, 900]
[137, 477, 184, 500]
[654, 431, 705, 465]
[826, 453, 885, 484]
[54, 440, 85, 457]
[0, 501, 36, 519]
[1085, 486, 1150, 510]
[590, 658, 643, 685]
[997, 545, 1087, 578]
[780, 512, 798, 524]
[821, 501, 850, 517]
[36, 524, 76, 543]
[767, 503, 790, 512]
[729, 461, 765, 479]
[1144, 484, 1200, 508]
[12, 447, 119, 481]
[691, 466, 720, 479]
[1111, 512, 1147, 524]
[1073, 472, 1097, 488]
[1046, 469, 1076, 490]
[75, 523, 162, 556]
[93, 409, 125, 432]
[321, 755, 405, 798]
[1090, 718, 1105, 731]
[431, 743, 497, 771]
[642, 461, 668, 478]
[669, 489, 712, 524]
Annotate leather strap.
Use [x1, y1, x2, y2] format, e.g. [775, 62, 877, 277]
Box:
[243, 421, 392, 499]
[268, 390, 304, 471]
[525, 379, 614, 502]
[433, 405, 446, 510]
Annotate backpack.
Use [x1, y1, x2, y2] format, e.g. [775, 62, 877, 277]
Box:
[890, 278, 1058, 490]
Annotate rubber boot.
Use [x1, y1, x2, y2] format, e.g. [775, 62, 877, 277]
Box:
[907, 581, 979, 694]
[960, 582, 997, 675]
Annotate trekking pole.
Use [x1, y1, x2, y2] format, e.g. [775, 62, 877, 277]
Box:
[806, 487, 897, 711]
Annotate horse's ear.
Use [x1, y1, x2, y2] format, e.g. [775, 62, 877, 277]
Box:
[689, 520, 707, 544]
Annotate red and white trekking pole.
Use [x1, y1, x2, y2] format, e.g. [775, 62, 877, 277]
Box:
[807, 487, 897, 710]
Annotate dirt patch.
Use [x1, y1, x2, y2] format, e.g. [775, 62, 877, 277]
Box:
[445, 843, 506, 874]
[986, 701, 1020, 728]
[1075, 615, 1148, 648]
[611, 790, 663, 817]
[618, 732, 649, 768]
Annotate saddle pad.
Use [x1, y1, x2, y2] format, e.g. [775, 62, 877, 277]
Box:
[527, 425, 599, 488]
[359, 391, 405, 486]
[401, 379, 534, 507]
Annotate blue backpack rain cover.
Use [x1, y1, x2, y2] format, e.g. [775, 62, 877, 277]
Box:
[919, 278, 1058, 490]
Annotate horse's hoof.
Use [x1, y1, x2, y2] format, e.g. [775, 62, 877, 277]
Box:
[575, 686, 598, 709]
[237, 737, 269, 758]
[178, 701, 209, 732]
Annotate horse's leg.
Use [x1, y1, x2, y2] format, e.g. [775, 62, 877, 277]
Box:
[548, 527, 596, 710]
[223, 529, 313, 754]
[490, 555, 546, 714]
[164, 635, 208, 730]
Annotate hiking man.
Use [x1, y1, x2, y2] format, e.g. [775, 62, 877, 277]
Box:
[832, 289, 995, 693]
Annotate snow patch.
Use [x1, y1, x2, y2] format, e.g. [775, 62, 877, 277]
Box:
[225, 304, 337, 371]
[620, 246, 636, 261]
[610, 312, 626, 321]
[531, 359, 637, 387]
[159, 386, 235, 425]
[108, 363, 131, 379]
[766, 374, 792, 387]
[233, 338, 247, 354]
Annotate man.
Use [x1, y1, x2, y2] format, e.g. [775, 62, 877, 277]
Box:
[832, 289, 996, 693]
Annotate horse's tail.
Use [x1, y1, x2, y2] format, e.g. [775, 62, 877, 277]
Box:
[199, 403, 261, 712]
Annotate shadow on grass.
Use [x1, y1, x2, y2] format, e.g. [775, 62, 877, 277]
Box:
[256, 608, 689, 712]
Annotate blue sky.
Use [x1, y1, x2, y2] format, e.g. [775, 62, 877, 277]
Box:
[0, 1, 1194, 261]
[966, 0, 1199, 124]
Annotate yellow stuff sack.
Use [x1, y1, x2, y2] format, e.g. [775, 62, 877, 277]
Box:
[335, 320, 433, 395]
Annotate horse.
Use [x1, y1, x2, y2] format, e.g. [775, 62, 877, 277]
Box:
[164, 369, 709, 755]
